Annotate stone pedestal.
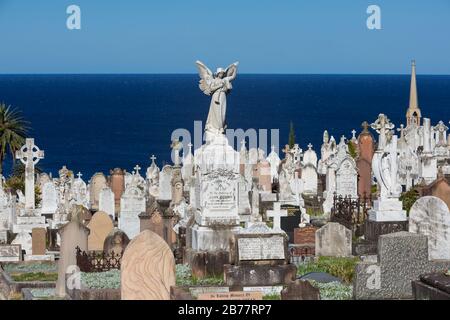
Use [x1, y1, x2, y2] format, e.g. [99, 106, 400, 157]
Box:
[224, 223, 295, 287]
[365, 219, 408, 243]
[12, 215, 47, 233]
[224, 264, 297, 287]
[368, 199, 407, 222]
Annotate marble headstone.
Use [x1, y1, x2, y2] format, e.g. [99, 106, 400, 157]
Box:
[409, 196, 450, 260]
[315, 222, 352, 257]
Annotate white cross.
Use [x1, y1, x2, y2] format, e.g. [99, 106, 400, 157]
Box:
[133, 165, 141, 175]
[266, 202, 287, 231]
[240, 139, 246, 150]
[15, 138, 44, 210]
[307, 143, 313, 150]
[351, 129, 357, 139]
[77, 172, 83, 179]
[150, 155, 157, 164]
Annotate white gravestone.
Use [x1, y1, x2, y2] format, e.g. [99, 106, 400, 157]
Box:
[99, 187, 115, 220]
[119, 186, 146, 239]
[41, 181, 58, 214]
[336, 157, 358, 198]
[159, 165, 173, 200]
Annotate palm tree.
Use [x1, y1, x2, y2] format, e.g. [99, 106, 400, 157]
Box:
[0, 103, 29, 175]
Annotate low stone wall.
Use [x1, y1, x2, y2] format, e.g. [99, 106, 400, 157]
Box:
[0, 269, 55, 296]
[67, 287, 121, 300]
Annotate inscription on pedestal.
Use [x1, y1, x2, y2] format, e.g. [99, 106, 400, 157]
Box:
[238, 236, 285, 261]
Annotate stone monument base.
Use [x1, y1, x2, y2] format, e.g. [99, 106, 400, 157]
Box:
[191, 224, 240, 252]
[24, 254, 55, 262]
[224, 264, 297, 287]
[364, 219, 408, 243]
[186, 248, 230, 278]
[368, 199, 407, 222]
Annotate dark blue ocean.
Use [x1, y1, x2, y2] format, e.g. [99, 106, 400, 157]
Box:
[0, 74, 450, 178]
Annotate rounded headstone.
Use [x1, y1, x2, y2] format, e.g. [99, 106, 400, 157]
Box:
[409, 196, 450, 260]
[103, 228, 130, 254]
[87, 211, 114, 251]
[121, 230, 175, 300]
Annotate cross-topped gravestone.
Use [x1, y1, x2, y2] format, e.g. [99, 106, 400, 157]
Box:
[351, 129, 357, 140]
[150, 154, 157, 163]
[133, 165, 141, 176]
[267, 202, 288, 231]
[15, 138, 44, 210]
[76, 172, 82, 179]
[371, 114, 394, 151]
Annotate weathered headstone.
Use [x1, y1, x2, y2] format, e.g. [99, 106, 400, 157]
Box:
[336, 157, 358, 198]
[99, 187, 115, 220]
[56, 220, 90, 297]
[353, 231, 450, 300]
[315, 222, 352, 257]
[89, 173, 107, 211]
[32, 227, 46, 255]
[409, 196, 450, 260]
[119, 185, 146, 239]
[103, 228, 130, 254]
[41, 181, 58, 214]
[87, 211, 114, 251]
[121, 230, 176, 300]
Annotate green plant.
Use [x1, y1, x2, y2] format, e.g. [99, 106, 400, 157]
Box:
[11, 272, 58, 282]
[371, 184, 377, 195]
[263, 293, 281, 300]
[176, 264, 224, 286]
[0, 103, 29, 175]
[297, 256, 360, 284]
[347, 142, 358, 159]
[308, 280, 353, 300]
[81, 270, 121, 289]
[399, 188, 420, 214]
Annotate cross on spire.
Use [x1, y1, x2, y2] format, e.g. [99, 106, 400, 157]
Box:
[266, 202, 288, 231]
[77, 172, 83, 179]
[351, 129, 357, 139]
[134, 165, 141, 175]
[307, 143, 313, 150]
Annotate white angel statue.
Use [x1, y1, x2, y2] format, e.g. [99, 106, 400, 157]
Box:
[196, 60, 239, 139]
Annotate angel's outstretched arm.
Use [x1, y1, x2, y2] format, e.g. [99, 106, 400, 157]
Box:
[226, 62, 239, 81]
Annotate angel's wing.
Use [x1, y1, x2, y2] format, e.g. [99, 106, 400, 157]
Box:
[196, 60, 214, 96]
[225, 61, 239, 81]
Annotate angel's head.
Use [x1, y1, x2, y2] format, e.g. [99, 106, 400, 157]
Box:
[215, 67, 226, 78]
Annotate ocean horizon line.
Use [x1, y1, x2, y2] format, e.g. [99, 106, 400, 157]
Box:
[0, 73, 450, 77]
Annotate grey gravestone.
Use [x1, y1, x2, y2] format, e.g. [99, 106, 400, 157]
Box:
[315, 222, 352, 257]
[353, 231, 450, 300]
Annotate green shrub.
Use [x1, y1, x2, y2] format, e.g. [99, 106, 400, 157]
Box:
[297, 256, 360, 284]
[81, 270, 121, 289]
[399, 188, 420, 214]
[308, 280, 353, 300]
[11, 272, 57, 282]
[176, 264, 224, 286]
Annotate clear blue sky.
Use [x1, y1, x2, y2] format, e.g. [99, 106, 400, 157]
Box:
[0, 0, 449, 74]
